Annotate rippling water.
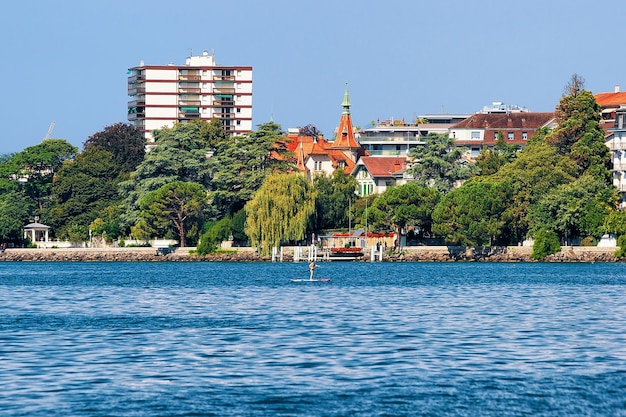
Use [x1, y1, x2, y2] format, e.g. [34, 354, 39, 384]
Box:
[1, 261, 626, 416]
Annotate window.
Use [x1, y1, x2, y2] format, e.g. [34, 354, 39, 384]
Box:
[471, 131, 480, 140]
[507, 132, 514, 141]
[522, 132, 528, 140]
[471, 147, 480, 158]
[236, 120, 241, 126]
[237, 108, 241, 113]
[494, 132, 498, 139]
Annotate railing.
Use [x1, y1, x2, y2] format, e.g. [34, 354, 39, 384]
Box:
[213, 100, 235, 106]
[179, 112, 200, 118]
[128, 99, 145, 107]
[179, 75, 201, 81]
[178, 87, 201, 94]
[214, 75, 235, 81]
[127, 74, 144, 84]
[128, 86, 145, 95]
[358, 136, 423, 143]
[213, 87, 235, 94]
[178, 100, 201, 106]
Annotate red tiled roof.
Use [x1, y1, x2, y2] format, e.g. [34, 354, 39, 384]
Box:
[595, 92, 626, 108]
[451, 112, 554, 129]
[357, 156, 406, 178]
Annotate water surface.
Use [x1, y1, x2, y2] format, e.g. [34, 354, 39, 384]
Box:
[1, 262, 625, 416]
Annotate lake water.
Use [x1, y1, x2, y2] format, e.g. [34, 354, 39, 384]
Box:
[1, 261, 625, 416]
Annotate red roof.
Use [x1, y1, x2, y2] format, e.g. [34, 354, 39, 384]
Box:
[595, 92, 626, 108]
[452, 112, 554, 129]
[356, 156, 406, 178]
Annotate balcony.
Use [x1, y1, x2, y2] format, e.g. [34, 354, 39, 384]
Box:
[128, 98, 145, 107]
[179, 112, 200, 119]
[179, 74, 201, 81]
[178, 99, 201, 106]
[128, 86, 145, 95]
[213, 100, 235, 106]
[127, 74, 145, 84]
[213, 87, 235, 95]
[216, 113, 235, 119]
[214, 75, 235, 81]
[178, 87, 201, 94]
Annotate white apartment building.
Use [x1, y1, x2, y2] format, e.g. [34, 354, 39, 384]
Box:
[127, 51, 252, 143]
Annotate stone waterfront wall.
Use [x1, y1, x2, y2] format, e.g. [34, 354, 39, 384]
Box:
[0, 245, 620, 262]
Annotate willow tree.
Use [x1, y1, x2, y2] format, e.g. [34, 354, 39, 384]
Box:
[245, 172, 315, 255]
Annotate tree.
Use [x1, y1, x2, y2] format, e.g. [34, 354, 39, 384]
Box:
[0, 191, 35, 244]
[369, 182, 440, 240]
[47, 147, 122, 241]
[245, 173, 315, 255]
[83, 123, 145, 174]
[196, 216, 233, 255]
[208, 121, 293, 216]
[139, 181, 206, 247]
[528, 174, 618, 244]
[407, 132, 475, 193]
[531, 229, 561, 260]
[313, 168, 358, 231]
[432, 178, 513, 246]
[490, 135, 578, 244]
[120, 121, 219, 230]
[475, 133, 521, 176]
[547, 75, 610, 180]
[10, 139, 77, 211]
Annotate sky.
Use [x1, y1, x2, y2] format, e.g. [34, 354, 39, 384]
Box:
[1, 0, 624, 154]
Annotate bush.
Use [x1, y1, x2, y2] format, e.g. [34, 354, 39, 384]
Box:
[615, 235, 626, 258]
[580, 236, 597, 246]
[197, 217, 233, 256]
[531, 229, 561, 260]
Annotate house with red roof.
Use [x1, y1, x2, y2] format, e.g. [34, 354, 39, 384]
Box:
[449, 108, 555, 158]
[351, 156, 408, 196]
[595, 85, 626, 135]
[287, 84, 367, 180]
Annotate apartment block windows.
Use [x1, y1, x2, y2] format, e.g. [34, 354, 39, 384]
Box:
[471, 131, 480, 140]
[522, 132, 528, 140]
[507, 132, 514, 140]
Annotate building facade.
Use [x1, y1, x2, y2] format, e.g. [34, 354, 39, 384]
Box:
[357, 114, 470, 157]
[127, 51, 252, 143]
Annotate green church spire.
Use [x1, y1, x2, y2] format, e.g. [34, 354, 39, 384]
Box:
[342, 82, 351, 115]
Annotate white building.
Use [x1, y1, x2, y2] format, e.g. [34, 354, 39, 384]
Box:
[127, 51, 252, 143]
[607, 105, 626, 200]
[357, 114, 470, 156]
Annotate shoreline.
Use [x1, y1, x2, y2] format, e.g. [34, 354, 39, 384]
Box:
[0, 245, 620, 262]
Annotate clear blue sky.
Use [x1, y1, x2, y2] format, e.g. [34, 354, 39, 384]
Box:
[1, 0, 623, 154]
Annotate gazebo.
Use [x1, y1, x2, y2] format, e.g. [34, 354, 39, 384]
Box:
[23, 220, 50, 246]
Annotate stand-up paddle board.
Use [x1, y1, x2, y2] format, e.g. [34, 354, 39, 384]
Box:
[290, 278, 331, 283]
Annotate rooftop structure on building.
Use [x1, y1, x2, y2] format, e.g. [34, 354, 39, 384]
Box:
[479, 101, 529, 114]
[595, 85, 626, 135]
[127, 50, 252, 143]
[357, 114, 470, 156]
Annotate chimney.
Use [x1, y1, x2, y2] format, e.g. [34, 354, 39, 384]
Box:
[616, 85, 621, 93]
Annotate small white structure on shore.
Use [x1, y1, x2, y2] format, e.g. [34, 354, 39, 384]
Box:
[23, 220, 50, 246]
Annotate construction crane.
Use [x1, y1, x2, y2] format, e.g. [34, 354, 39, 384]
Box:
[43, 121, 55, 141]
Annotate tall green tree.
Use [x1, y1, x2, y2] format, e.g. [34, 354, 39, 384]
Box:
[9, 139, 77, 211]
[407, 132, 475, 193]
[0, 191, 35, 244]
[208, 121, 293, 216]
[83, 122, 145, 174]
[369, 182, 440, 239]
[432, 178, 513, 246]
[47, 147, 122, 241]
[547, 74, 610, 180]
[139, 181, 206, 247]
[313, 168, 358, 231]
[528, 174, 618, 243]
[245, 172, 315, 255]
[490, 135, 578, 244]
[475, 133, 521, 176]
[120, 121, 220, 230]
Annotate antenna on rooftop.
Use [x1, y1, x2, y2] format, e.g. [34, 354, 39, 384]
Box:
[188, 48, 193, 57]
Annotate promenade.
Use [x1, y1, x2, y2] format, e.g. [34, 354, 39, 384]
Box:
[0, 245, 620, 262]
